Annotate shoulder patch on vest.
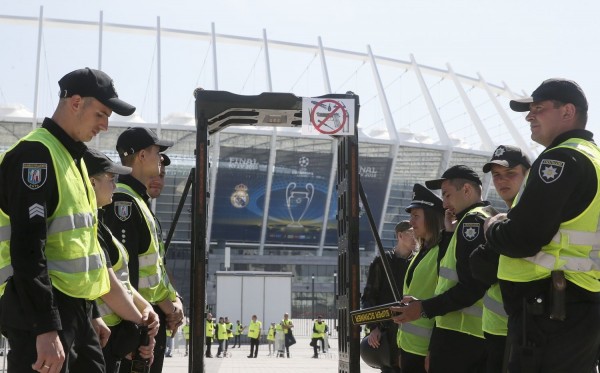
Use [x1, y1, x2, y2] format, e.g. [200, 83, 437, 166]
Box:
[538, 159, 565, 184]
[22, 163, 48, 190]
[114, 201, 132, 221]
[462, 222, 480, 241]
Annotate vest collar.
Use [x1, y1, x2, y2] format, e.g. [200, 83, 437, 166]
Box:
[118, 174, 150, 204]
[42, 118, 87, 160]
[547, 129, 594, 150]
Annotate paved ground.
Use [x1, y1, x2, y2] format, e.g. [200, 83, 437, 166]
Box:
[0, 336, 379, 372]
[164, 336, 380, 373]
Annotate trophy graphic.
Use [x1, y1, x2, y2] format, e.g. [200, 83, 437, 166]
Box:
[285, 182, 314, 228]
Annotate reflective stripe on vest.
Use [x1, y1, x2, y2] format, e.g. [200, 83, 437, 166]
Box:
[98, 234, 135, 326]
[434, 206, 492, 339]
[482, 283, 508, 336]
[115, 184, 170, 303]
[0, 129, 110, 300]
[499, 139, 600, 292]
[398, 245, 439, 356]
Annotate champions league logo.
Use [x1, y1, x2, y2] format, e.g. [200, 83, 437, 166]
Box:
[230, 184, 249, 208]
[285, 182, 314, 228]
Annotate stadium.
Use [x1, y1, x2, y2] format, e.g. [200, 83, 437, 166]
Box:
[0, 9, 539, 320]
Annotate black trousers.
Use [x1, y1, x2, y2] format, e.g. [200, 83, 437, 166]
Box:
[249, 337, 259, 357]
[5, 289, 104, 373]
[505, 300, 600, 373]
[428, 327, 486, 373]
[399, 348, 426, 373]
[205, 337, 213, 357]
[483, 332, 506, 373]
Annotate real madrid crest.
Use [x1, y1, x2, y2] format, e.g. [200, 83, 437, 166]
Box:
[22, 163, 48, 190]
[230, 184, 249, 208]
[114, 201, 133, 221]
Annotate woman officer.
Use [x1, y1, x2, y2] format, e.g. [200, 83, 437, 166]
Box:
[394, 183, 445, 373]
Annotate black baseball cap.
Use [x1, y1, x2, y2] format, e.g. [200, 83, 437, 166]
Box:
[509, 78, 588, 113]
[58, 68, 135, 116]
[83, 147, 132, 176]
[405, 183, 444, 214]
[483, 145, 531, 173]
[425, 165, 482, 190]
[116, 127, 174, 157]
[161, 153, 171, 167]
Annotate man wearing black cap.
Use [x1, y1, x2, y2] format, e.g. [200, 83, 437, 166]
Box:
[0, 68, 134, 372]
[393, 165, 492, 372]
[470, 145, 530, 373]
[361, 220, 415, 372]
[103, 127, 183, 373]
[485, 79, 600, 372]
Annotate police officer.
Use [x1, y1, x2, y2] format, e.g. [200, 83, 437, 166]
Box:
[0, 68, 135, 372]
[485, 79, 600, 372]
[470, 145, 530, 373]
[281, 312, 294, 357]
[362, 220, 415, 372]
[394, 184, 445, 373]
[83, 148, 160, 372]
[103, 127, 184, 373]
[393, 165, 492, 372]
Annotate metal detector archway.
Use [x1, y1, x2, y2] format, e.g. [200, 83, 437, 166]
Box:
[190, 90, 361, 372]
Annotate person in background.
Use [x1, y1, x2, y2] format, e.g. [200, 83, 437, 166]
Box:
[83, 148, 160, 372]
[310, 315, 329, 358]
[362, 220, 415, 372]
[205, 313, 215, 358]
[281, 312, 295, 358]
[485, 79, 600, 372]
[394, 184, 445, 373]
[266, 322, 276, 356]
[216, 317, 227, 358]
[470, 145, 530, 373]
[393, 165, 492, 372]
[0, 68, 135, 372]
[232, 320, 244, 348]
[224, 316, 233, 353]
[164, 329, 173, 358]
[247, 314, 262, 358]
[183, 318, 190, 357]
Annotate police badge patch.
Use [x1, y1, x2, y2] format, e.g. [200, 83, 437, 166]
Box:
[114, 201, 133, 221]
[22, 163, 48, 190]
[538, 159, 565, 184]
[462, 223, 480, 241]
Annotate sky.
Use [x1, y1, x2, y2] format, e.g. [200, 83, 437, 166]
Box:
[2, 0, 600, 137]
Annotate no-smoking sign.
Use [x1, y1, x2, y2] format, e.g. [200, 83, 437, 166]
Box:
[301, 97, 355, 136]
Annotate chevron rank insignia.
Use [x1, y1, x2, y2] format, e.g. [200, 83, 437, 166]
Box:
[22, 163, 48, 190]
[115, 201, 132, 221]
[29, 203, 45, 219]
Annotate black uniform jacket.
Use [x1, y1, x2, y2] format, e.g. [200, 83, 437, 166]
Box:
[0, 118, 88, 334]
[361, 250, 411, 330]
[102, 174, 152, 291]
[421, 202, 490, 318]
[486, 129, 600, 305]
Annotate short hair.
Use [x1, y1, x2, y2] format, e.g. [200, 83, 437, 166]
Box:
[395, 220, 411, 234]
[448, 178, 482, 196]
